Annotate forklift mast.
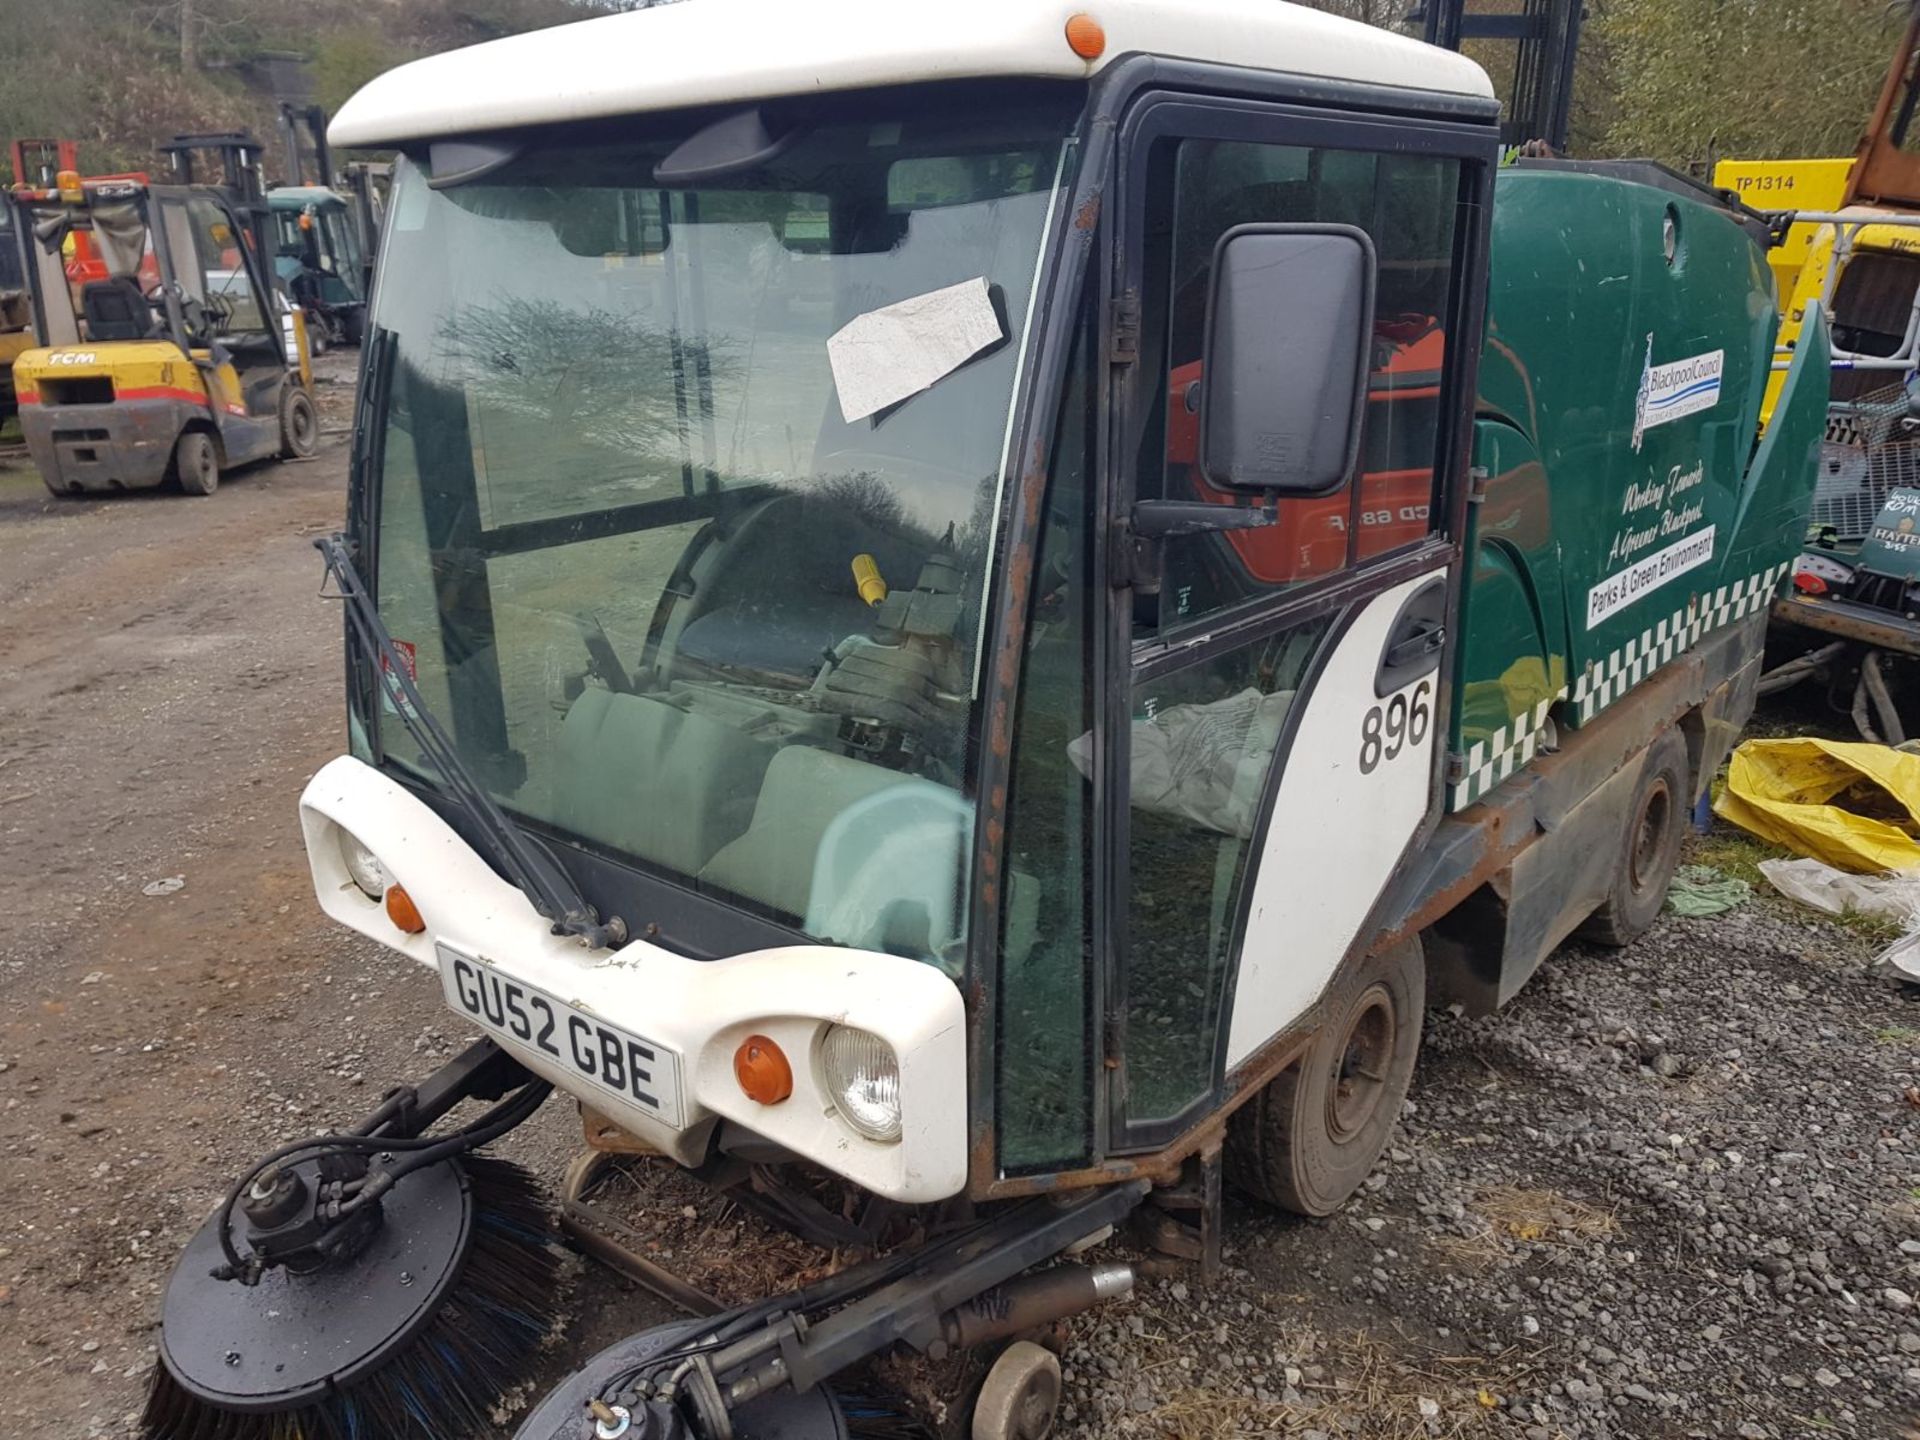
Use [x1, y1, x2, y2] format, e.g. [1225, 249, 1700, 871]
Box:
[157, 131, 281, 300]
[1413, 0, 1584, 154]
[9, 138, 80, 190]
[277, 102, 336, 189]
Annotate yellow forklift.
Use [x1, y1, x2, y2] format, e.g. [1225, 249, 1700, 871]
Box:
[7, 134, 316, 497]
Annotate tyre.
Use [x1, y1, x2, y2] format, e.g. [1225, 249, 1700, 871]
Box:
[1576, 726, 1689, 947]
[173, 431, 219, 496]
[1226, 935, 1424, 1217]
[280, 385, 318, 458]
[972, 1341, 1062, 1440]
[342, 306, 366, 347]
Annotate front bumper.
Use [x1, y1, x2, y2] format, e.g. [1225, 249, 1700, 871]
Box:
[298, 755, 969, 1203]
[19, 397, 187, 493]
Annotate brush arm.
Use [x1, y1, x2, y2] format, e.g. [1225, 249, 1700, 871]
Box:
[354, 1038, 532, 1141]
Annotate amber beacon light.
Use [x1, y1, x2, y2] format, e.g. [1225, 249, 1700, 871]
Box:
[1065, 12, 1106, 60]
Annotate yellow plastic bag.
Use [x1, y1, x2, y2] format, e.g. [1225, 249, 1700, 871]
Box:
[1715, 738, 1920, 873]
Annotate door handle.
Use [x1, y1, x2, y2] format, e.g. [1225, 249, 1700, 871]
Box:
[1383, 621, 1445, 670]
[1374, 578, 1449, 697]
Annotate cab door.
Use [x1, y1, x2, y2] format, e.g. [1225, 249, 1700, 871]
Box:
[1105, 97, 1491, 1150]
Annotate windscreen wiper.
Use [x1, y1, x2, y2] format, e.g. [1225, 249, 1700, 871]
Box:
[316, 534, 628, 950]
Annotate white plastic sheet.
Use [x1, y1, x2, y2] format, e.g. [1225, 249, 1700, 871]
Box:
[1758, 856, 1920, 982]
[1069, 688, 1294, 838]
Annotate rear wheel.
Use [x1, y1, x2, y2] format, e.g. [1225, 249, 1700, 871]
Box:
[1576, 726, 1688, 947]
[1226, 936, 1424, 1216]
[173, 432, 219, 496]
[280, 385, 318, 458]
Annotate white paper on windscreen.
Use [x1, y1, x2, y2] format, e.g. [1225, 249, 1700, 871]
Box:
[826, 277, 1005, 424]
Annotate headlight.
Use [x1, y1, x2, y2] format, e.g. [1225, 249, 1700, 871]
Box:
[820, 1026, 902, 1142]
[337, 829, 388, 900]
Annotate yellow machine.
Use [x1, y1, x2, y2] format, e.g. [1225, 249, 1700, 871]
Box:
[1716, 8, 1920, 433]
[1712, 156, 1853, 310]
[6, 170, 316, 496]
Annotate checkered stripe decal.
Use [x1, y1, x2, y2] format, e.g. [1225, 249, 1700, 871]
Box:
[1570, 561, 1790, 725]
[1446, 560, 1790, 812]
[1447, 692, 1564, 811]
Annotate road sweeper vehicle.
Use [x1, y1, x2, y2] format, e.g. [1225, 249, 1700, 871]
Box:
[6, 153, 317, 497]
[138, 4, 1832, 1439]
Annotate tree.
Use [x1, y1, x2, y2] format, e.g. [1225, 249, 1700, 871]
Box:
[1291, 0, 1409, 27]
[1598, 0, 1906, 168]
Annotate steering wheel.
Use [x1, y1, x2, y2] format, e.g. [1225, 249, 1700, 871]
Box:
[201, 290, 234, 332]
[143, 281, 216, 343]
[576, 614, 635, 695]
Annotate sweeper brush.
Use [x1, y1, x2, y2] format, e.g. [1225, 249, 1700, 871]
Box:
[140, 1042, 561, 1440]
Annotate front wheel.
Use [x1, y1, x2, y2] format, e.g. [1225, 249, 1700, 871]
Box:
[280, 385, 318, 459]
[1226, 936, 1424, 1217]
[972, 1341, 1062, 1440]
[173, 432, 219, 496]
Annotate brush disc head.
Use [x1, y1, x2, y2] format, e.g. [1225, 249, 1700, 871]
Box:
[143, 1154, 559, 1440]
[158, 1154, 473, 1411]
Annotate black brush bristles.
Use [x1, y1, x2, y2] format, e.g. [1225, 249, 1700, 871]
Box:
[834, 1388, 940, 1440]
[140, 1156, 560, 1440]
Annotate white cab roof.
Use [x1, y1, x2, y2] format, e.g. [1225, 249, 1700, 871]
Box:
[330, 0, 1492, 148]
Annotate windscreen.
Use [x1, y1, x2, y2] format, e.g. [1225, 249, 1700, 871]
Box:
[367, 85, 1081, 969]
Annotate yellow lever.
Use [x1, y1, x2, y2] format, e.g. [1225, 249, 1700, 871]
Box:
[851, 553, 888, 607]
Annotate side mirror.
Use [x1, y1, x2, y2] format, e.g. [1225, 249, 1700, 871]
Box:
[1199, 223, 1376, 494]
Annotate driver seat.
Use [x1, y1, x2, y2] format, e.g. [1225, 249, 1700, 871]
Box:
[81, 277, 157, 342]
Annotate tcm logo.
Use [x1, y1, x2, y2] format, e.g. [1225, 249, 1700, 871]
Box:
[46, 352, 99, 366]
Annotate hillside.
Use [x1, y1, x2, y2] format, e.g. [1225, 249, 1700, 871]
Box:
[0, 0, 666, 179]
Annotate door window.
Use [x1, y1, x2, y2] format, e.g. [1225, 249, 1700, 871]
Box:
[1118, 623, 1330, 1126]
[161, 196, 270, 340]
[1133, 139, 1464, 636]
[328, 209, 364, 287]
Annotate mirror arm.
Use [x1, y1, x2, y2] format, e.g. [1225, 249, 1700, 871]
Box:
[1114, 500, 1278, 593]
[1130, 499, 1277, 539]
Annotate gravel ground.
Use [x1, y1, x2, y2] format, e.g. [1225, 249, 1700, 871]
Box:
[1057, 891, 1920, 1440]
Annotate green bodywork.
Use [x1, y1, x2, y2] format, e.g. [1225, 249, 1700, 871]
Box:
[269, 186, 367, 311]
[1448, 168, 1832, 808]
[1854, 489, 1920, 582]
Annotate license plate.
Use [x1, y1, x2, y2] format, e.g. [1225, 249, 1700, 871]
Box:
[437, 942, 683, 1126]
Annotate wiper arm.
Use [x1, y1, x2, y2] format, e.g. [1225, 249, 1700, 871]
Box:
[316, 534, 628, 950]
